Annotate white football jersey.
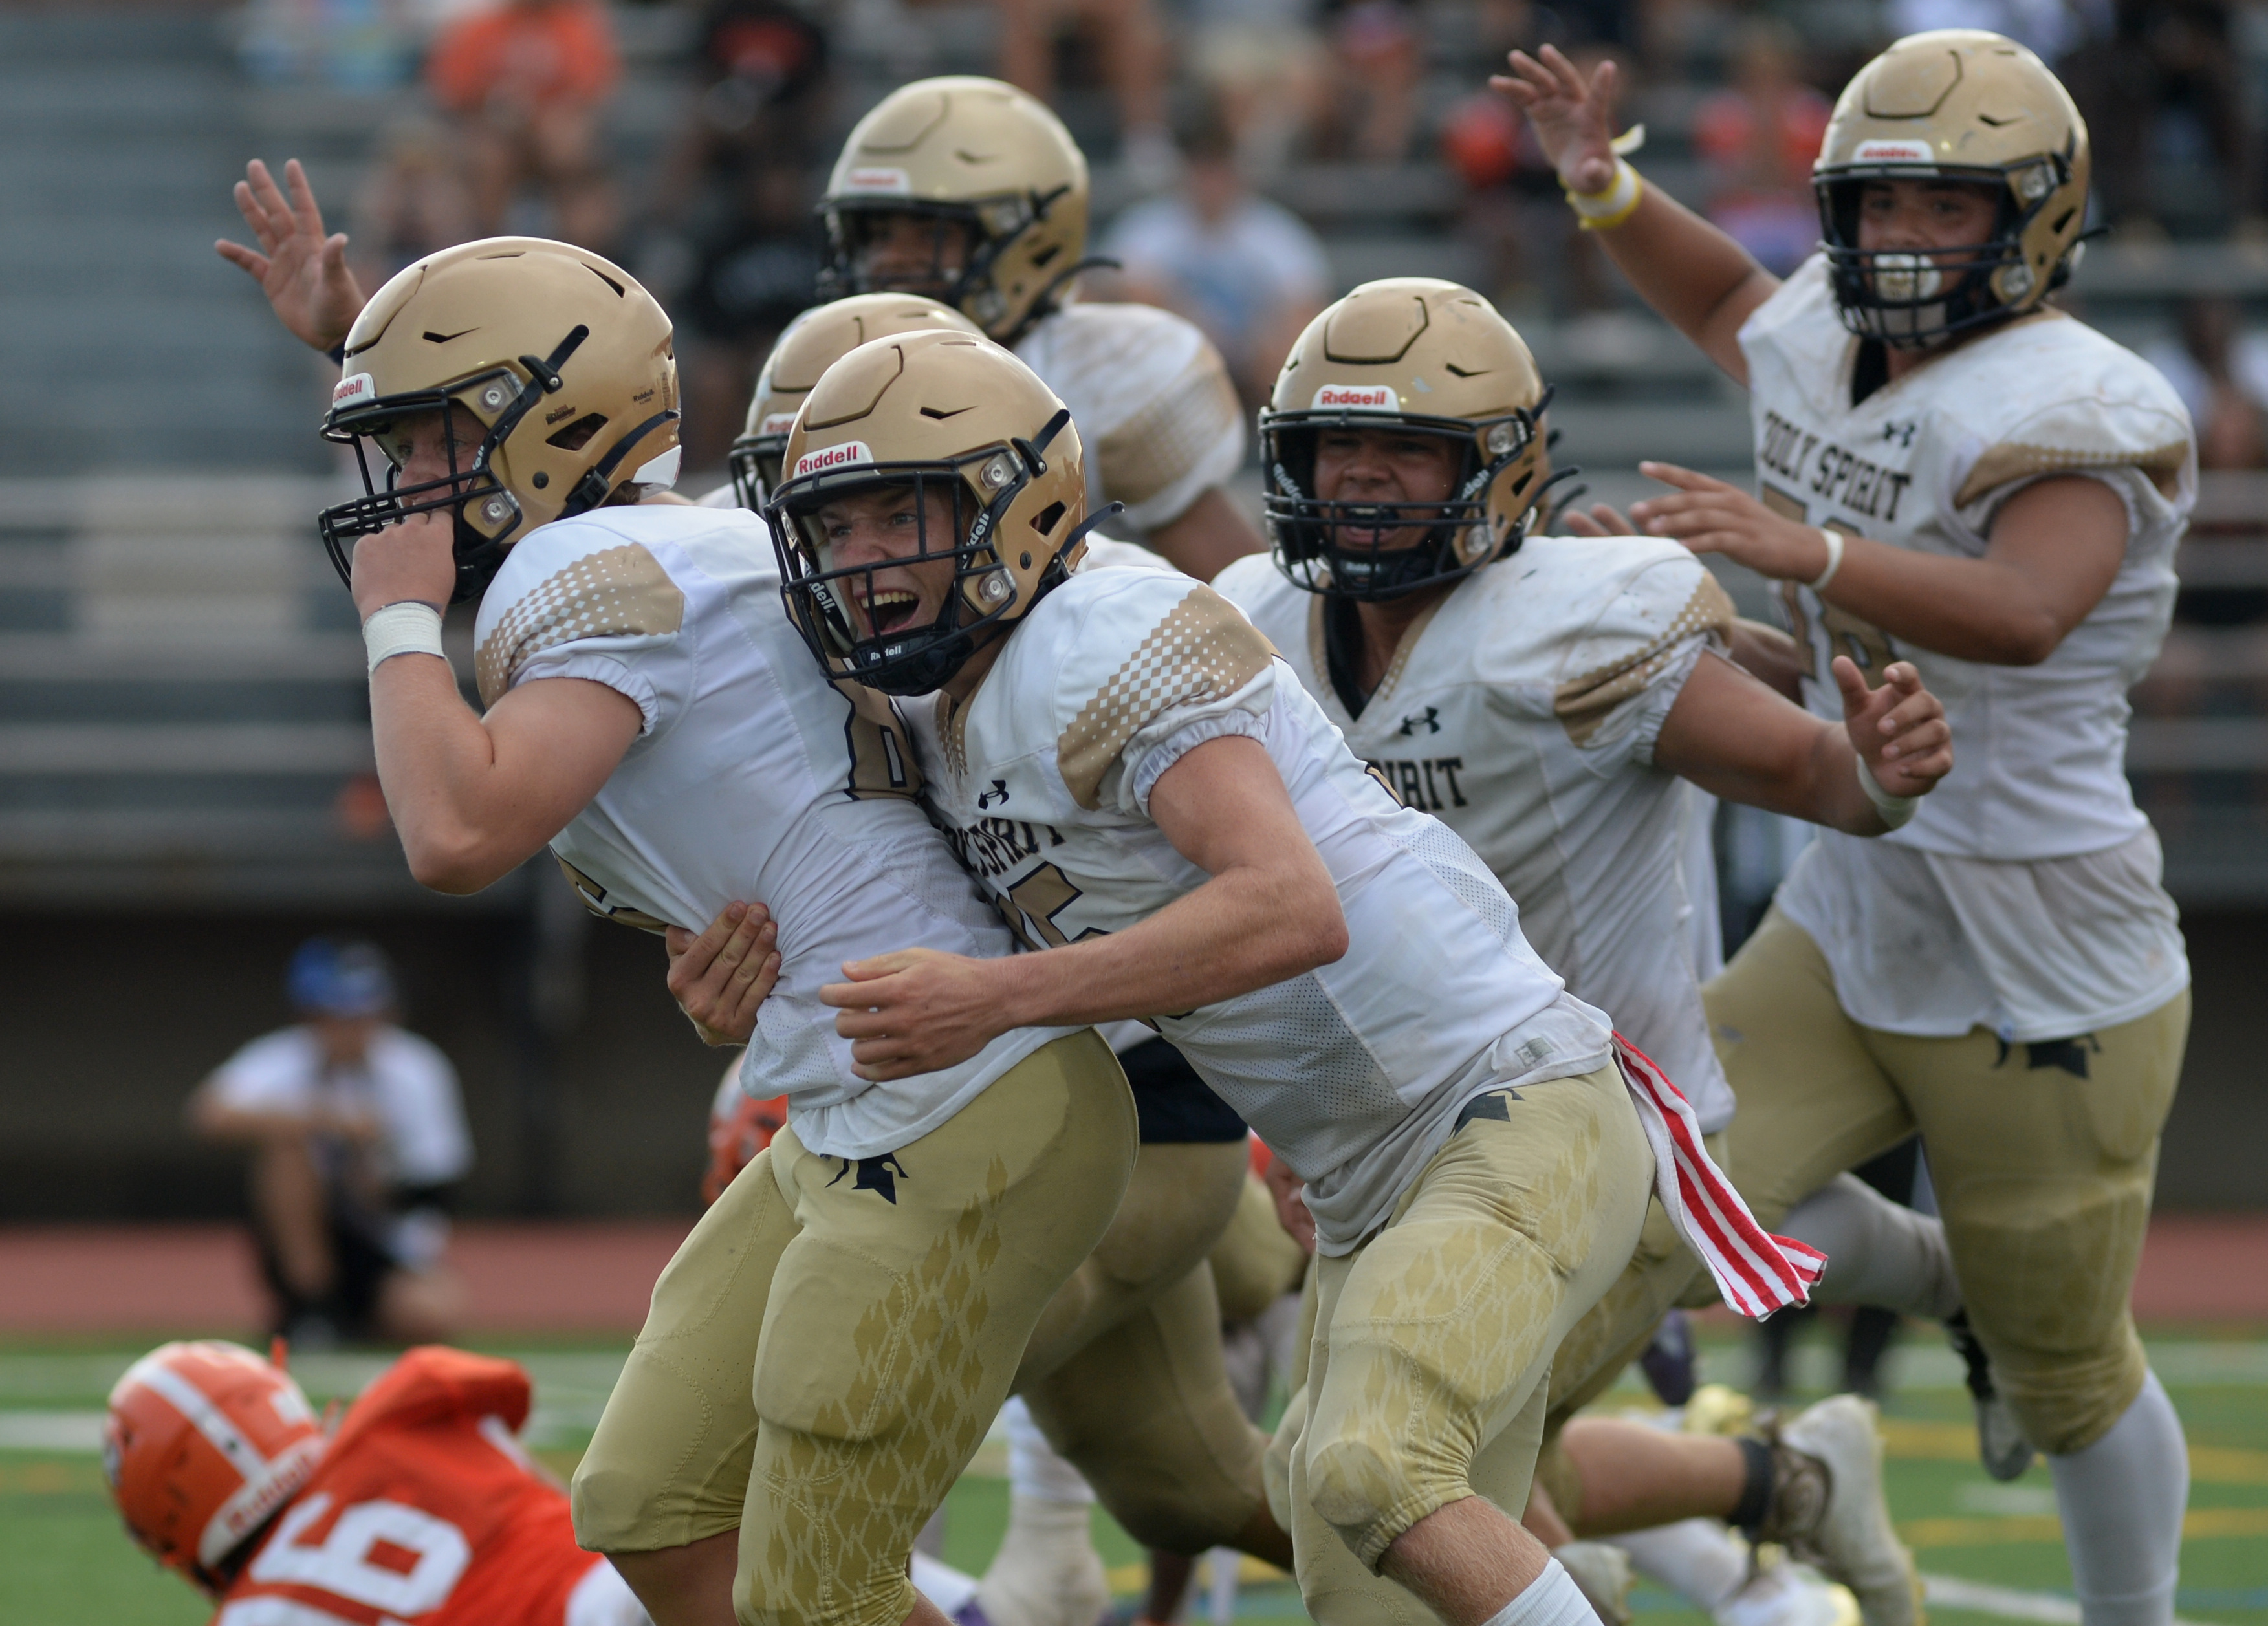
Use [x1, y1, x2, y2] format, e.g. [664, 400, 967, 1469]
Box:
[897, 566, 1613, 1252]
[473, 504, 1064, 1159]
[1741, 257, 2193, 1037]
[1217, 537, 1739, 1133]
[1016, 300, 1245, 534]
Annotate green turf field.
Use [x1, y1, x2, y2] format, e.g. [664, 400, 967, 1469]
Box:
[3, 1328, 2263, 1626]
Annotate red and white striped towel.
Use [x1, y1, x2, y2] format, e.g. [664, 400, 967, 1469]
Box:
[1613, 1033, 1824, 1319]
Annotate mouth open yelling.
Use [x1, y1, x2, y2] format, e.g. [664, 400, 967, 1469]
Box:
[860, 584, 924, 636]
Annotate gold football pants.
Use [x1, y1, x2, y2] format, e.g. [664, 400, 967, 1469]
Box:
[1278, 1063, 1652, 1626]
[1704, 907, 2188, 1455]
[570, 1031, 1136, 1626]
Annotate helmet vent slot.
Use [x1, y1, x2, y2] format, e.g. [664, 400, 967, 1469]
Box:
[1032, 500, 1066, 534]
[585, 264, 627, 297]
[1444, 362, 1486, 378]
[546, 412, 609, 450]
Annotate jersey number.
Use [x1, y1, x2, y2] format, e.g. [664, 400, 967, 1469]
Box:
[245, 1491, 473, 1616]
[996, 862, 1104, 951]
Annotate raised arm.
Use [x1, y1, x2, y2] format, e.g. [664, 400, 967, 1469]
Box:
[215, 158, 369, 353]
[1654, 653, 1950, 834]
[821, 734, 1348, 1081]
[351, 512, 642, 894]
[1492, 45, 1778, 384]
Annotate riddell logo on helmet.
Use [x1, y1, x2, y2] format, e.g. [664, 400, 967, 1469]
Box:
[1314, 384, 1400, 412]
[332, 373, 377, 407]
[761, 413, 798, 435]
[793, 441, 875, 479]
[1854, 140, 1934, 163]
[843, 168, 911, 195]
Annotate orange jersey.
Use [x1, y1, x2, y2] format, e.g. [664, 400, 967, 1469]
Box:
[213, 1347, 616, 1626]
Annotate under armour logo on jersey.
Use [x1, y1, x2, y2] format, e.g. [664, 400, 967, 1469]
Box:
[1398, 707, 1441, 736]
[977, 780, 1010, 809]
[1881, 420, 1917, 450]
[1454, 1090, 1521, 1132]
[827, 1153, 910, 1203]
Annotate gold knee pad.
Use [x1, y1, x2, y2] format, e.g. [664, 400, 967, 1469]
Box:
[1878, 990, 2189, 1455]
[1296, 1065, 1652, 1572]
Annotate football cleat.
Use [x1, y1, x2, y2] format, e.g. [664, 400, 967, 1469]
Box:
[1718, 1553, 1862, 1626]
[1945, 1309, 2035, 1482]
[1772, 1396, 1923, 1626]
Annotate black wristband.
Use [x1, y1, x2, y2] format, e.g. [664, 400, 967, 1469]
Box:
[1728, 1435, 1775, 1534]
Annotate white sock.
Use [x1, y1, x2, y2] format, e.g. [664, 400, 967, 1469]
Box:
[2046, 1369, 2188, 1626]
[1778, 1173, 1962, 1319]
[1003, 1396, 1095, 1503]
[1608, 1519, 1747, 1610]
[1481, 1558, 1603, 1626]
[913, 1551, 984, 1618]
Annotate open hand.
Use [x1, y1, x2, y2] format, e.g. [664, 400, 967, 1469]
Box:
[1261, 1154, 1315, 1255]
[821, 949, 1012, 1081]
[1490, 43, 1621, 195]
[1628, 462, 1836, 581]
[1557, 501, 1637, 537]
[1833, 656, 1952, 800]
[216, 158, 368, 353]
[349, 507, 459, 620]
[666, 901, 780, 1046]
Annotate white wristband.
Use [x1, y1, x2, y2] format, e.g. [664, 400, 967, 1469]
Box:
[1810, 527, 1846, 592]
[1856, 752, 1919, 830]
[363, 602, 446, 673]
[1565, 157, 1643, 229]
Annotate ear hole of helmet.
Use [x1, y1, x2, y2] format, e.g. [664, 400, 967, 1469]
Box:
[546, 412, 609, 450]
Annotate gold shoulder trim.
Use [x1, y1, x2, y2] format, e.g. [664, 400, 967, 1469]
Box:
[475, 543, 686, 708]
[1553, 570, 1736, 747]
[1955, 439, 2191, 509]
[1058, 584, 1276, 810]
[1095, 343, 1243, 510]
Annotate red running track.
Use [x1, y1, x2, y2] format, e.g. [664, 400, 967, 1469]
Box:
[0, 1212, 2262, 1338]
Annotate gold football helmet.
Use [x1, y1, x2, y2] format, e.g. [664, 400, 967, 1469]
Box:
[1259, 278, 1557, 600]
[319, 237, 679, 603]
[769, 330, 1100, 693]
[817, 77, 1090, 345]
[729, 293, 981, 509]
[1814, 29, 2091, 347]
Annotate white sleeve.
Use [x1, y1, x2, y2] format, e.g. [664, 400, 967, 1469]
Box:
[1122, 666, 1277, 816]
[1551, 559, 1736, 772]
[472, 521, 696, 737]
[202, 1031, 316, 1115]
[373, 1031, 474, 1187]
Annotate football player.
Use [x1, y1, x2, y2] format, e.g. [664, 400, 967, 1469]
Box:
[758, 327, 1820, 1626]
[222, 182, 1297, 1626]
[1501, 30, 2196, 1625]
[1214, 279, 1954, 1626]
[814, 76, 1262, 583]
[253, 235, 1144, 1626]
[104, 1339, 650, 1624]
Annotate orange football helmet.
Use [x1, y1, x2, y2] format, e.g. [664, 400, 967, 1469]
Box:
[104, 1341, 328, 1592]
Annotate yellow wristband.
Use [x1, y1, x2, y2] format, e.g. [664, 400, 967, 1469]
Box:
[1565, 157, 1644, 231]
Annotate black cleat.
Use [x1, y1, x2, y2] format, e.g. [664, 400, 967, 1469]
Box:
[1946, 1308, 2035, 1480]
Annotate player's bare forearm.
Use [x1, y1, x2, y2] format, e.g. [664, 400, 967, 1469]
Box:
[1586, 188, 1776, 384]
[371, 661, 640, 894]
[1727, 617, 1805, 700]
[1656, 652, 1948, 835]
[1631, 468, 2129, 666]
[1144, 486, 1267, 582]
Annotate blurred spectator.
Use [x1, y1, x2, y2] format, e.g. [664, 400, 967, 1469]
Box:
[350, 114, 481, 285]
[2062, 0, 2262, 239]
[189, 938, 471, 1348]
[992, 0, 1175, 186]
[1318, 0, 1425, 163]
[1691, 19, 1832, 275]
[239, 0, 422, 89]
[1185, 0, 1331, 177]
[1100, 105, 1333, 405]
[426, 0, 622, 250]
[646, 0, 833, 472]
[2144, 298, 2268, 470]
[1885, 0, 2100, 61]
